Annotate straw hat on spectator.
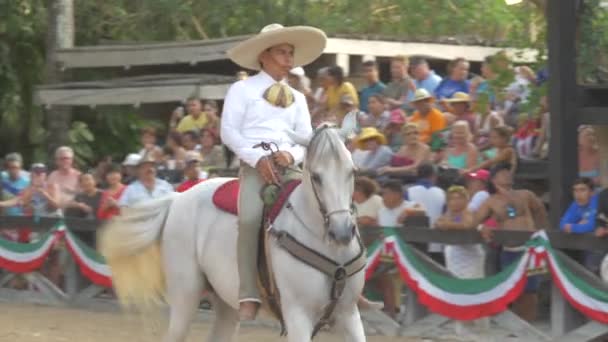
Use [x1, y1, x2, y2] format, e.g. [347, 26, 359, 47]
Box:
[227, 23, 327, 71]
[354, 127, 387, 150]
[137, 153, 156, 167]
[444, 92, 471, 103]
[410, 88, 434, 103]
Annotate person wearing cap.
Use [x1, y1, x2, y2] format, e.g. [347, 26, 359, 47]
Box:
[324, 65, 359, 122]
[464, 169, 490, 213]
[221, 23, 324, 319]
[443, 92, 478, 135]
[352, 127, 393, 173]
[361, 94, 390, 131]
[176, 152, 205, 193]
[359, 60, 386, 113]
[382, 109, 406, 152]
[1, 153, 30, 216]
[409, 89, 446, 144]
[122, 153, 141, 185]
[118, 153, 173, 208]
[473, 162, 548, 322]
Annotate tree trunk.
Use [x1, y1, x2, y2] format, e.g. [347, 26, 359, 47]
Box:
[44, 0, 74, 159]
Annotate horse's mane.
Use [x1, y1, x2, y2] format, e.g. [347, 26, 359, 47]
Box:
[305, 124, 351, 168]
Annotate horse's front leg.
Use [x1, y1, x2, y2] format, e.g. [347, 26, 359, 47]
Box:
[334, 306, 366, 342]
[282, 305, 315, 342]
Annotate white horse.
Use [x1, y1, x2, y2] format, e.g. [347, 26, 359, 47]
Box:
[99, 124, 366, 342]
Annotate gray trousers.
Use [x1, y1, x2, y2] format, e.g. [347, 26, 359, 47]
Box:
[237, 164, 265, 302]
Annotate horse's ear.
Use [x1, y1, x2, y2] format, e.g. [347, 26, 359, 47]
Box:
[338, 112, 359, 141]
[286, 129, 312, 147]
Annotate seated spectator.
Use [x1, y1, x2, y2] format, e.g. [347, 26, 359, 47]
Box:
[97, 164, 126, 221]
[199, 128, 227, 170]
[176, 152, 206, 193]
[118, 154, 174, 208]
[378, 123, 430, 177]
[163, 132, 187, 170]
[174, 97, 214, 133]
[467, 126, 517, 174]
[353, 176, 383, 227]
[410, 57, 442, 95]
[560, 178, 603, 273]
[1, 153, 30, 216]
[383, 55, 416, 111]
[438, 120, 478, 171]
[405, 163, 446, 262]
[137, 127, 163, 162]
[383, 109, 406, 152]
[442, 92, 478, 135]
[409, 89, 447, 144]
[359, 60, 386, 113]
[202, 99, 221, 134]
[435, 186, 484, 278]
[0, 163, 61, 218]
[361, 94, 390, 130]
[182, 130, 199, 152]
[91, 155, 113, 189]
[121, 153, 141, 185]
[376, 180, 425, 318]
[475, 93, 504, 151]
[434, 57, 470, 101]
[324, 65, 359, 122]
[65, 173, 102, 219]
[48, 146, 81, 208]
[578, 125, 600, 183]
[351, 127, 393, 174]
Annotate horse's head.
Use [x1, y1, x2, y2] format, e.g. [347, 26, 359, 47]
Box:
[288, 122, 358, 245]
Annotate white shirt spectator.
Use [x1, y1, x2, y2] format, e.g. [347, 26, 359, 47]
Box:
[468, 190, 490, 212]
[355, 194, 383, 220]
[220, 71, 312, 168]
[406, 181, 446, 253]
[378, 200, 422, 227]
[118, 178, 174, 207]
[352, 146, 393, 172]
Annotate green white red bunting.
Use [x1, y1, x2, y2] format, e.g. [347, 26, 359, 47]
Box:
[0, 222, 607, 324]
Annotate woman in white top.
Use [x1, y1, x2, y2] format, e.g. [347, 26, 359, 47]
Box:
[353, 177, 383, 226]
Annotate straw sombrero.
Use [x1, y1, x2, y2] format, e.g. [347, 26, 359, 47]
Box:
[444, 92, 471, 103]
[227, 23, 327, 71]
[354, 127, 388, 150]
[410, 88, 434, 103]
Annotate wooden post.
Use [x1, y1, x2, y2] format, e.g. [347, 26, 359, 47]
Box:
[551, 282, 586, 337]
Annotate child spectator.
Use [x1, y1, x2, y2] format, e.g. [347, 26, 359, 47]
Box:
[97, 164, 126, 220]
[182, 130, 199, 152]
[137, 127, 163, 162]
[353, 177, 383, 227]
[65, 173, 102, 220]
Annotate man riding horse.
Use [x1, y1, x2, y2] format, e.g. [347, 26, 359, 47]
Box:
[221, 23, 323, 320]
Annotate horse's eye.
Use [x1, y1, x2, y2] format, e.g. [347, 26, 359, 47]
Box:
[312, 173, 322, 184]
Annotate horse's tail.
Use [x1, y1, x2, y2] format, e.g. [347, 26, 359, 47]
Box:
[98, 194, 177, 310]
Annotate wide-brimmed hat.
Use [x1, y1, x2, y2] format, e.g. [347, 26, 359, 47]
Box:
[444, 92, 471, 103]
[410, 88, 434, 103]
[122, 153, 141, 166]
[227, 23, 327, 71]
[355, 127, 388, 150]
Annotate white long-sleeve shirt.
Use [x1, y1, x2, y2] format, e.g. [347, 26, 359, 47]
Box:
[220, 71, 312, 168]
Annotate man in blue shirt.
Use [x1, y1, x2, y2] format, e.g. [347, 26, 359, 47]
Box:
[359, 60, 386, 113]
[1, 153, 30, 216]
[410, 57, 442, 95]
[118, 154, 174, 208]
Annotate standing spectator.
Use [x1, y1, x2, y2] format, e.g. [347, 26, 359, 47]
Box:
[182, 130, 199, 152]
[199, 128, 227, 170]
[118, 154, 174, 208]
[64, 173, 102, 220]
[383, 55, 416, 111]
[439, 121, 478, 171]
[176, 152, 205, 193]
[97, 164, 126, 221]
[434, 57, 470, 101]
[443, 92, 479, 135]
[137, 127, 163, 161]
[533, 96, 550, 160]
[353, 177, 383, 227]
[383, 109, 406, 152]
[174, 97, 216, 133]
[410, 57, 442, 94]
[48, 146, 81, 208]
[377, 123, 431, 177]
[121, 153, 141, 185]
[405, 163, 447, 261]
[359, 60, 386, 113]
[465, 169, 491, 212]
[361, 94, 391, 130]
[324, 66, 359, 122]
[560, 178, 603, 273]
[351, 127, 393, 173]
[468, 126, 517, 174]
[1, 153, 30, 216]
[578, 125, 600, 182]
[474, 162, 549, 322]
[376, 180, 425, 318]
[409, 89, 447, 144]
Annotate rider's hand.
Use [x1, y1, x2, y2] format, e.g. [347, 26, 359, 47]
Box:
[273, 151, 294, 168]
[256, 157, 279, 185]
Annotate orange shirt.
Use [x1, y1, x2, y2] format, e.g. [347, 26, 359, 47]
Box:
[409, 108, 447, 143]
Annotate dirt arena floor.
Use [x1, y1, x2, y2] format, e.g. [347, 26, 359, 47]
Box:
[0, 303, 423, 342]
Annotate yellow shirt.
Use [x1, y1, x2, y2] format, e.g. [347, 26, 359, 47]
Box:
[325, 82, 359, 120]
[176, 113, 209, 133]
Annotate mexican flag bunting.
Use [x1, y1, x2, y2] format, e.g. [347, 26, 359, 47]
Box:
[64, 229, 112, 288]
[0, 224, 61, 273]
[365, 238, 383, 280]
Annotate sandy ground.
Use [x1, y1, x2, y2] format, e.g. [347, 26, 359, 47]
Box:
[0, 303, 422, 342]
